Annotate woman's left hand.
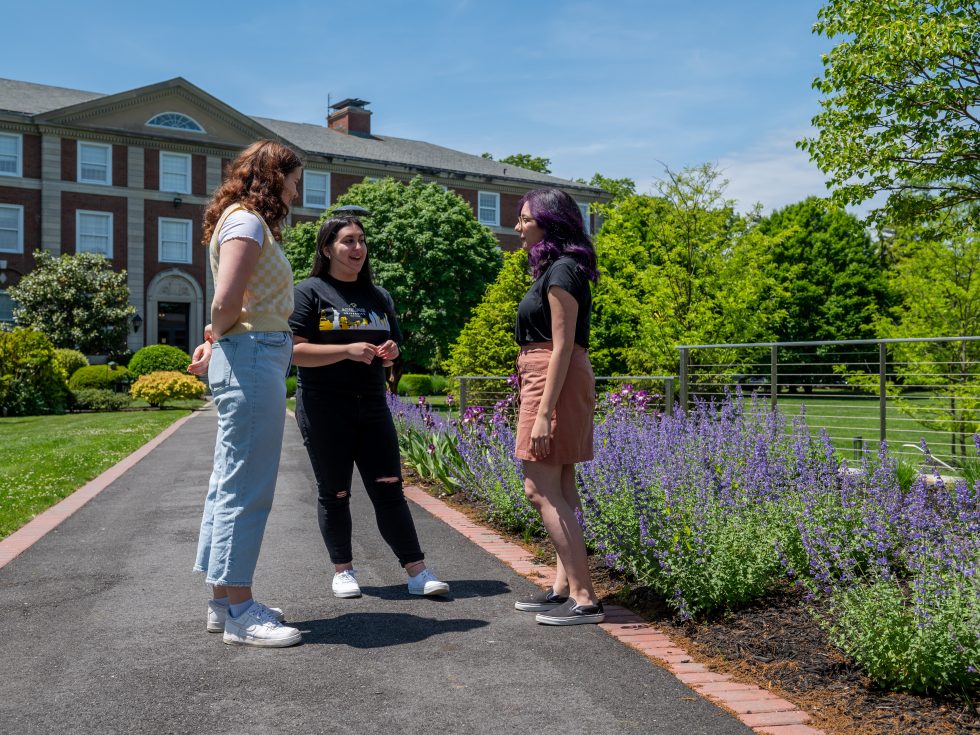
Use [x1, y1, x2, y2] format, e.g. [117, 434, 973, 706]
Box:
[188, 341, 212, 376]
[376, 340, 400, 361]
[530, 414, 552, 458]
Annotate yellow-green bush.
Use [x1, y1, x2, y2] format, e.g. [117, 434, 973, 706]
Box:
[130, 370, 204, 407]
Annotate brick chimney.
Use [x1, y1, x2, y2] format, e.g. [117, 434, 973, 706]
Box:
[327, 98, 372, 137]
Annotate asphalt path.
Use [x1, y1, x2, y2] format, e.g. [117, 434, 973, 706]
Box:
[0, 406, 753, 735]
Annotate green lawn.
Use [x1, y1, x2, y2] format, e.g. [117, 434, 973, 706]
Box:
[762, 393, 973, 467]
[0, 409, 195, 539]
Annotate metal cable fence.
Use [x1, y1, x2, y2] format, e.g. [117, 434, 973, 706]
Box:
[456, 375, 675, 418]
[677, 336, 980, 471]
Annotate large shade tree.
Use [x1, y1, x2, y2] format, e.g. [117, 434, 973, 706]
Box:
[9, 251, 134, 356]
[755, 197, 893, 390]
[800, 0, 980, 225]
[283, 177, 502, 372]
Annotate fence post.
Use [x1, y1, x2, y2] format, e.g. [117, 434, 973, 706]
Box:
[664, 377, 674, 417]
[770, 345, 778, 410]
[679, 348, 689, 413]
[879, 342, 887, 443]
[459, 377, 469, 414]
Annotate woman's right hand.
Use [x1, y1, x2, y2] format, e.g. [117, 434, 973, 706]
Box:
[346, 342, 377, 364]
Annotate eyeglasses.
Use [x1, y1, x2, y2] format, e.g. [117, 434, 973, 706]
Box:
[517, 215, 536, 226]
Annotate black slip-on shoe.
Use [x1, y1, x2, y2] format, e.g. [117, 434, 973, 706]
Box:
[514, 588, 569, 612]
[535, 598, 605, 626]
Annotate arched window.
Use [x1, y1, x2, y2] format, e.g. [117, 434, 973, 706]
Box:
[146, 113, 205, 133]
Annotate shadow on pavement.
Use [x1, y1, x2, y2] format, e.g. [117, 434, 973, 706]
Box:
[297, 612, 490, 647]
[358, 578, 511, 601]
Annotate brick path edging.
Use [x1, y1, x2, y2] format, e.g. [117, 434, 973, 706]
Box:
[404, 485, 826, 735]
[0, 411, 199, 570]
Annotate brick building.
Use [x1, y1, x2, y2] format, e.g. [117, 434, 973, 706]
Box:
[0, 76, 604, 353]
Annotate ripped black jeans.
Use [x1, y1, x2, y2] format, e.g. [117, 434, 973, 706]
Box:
[294, 386, 424, 567]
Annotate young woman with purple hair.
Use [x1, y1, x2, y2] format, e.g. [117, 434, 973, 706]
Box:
[510, 188, 604, 625]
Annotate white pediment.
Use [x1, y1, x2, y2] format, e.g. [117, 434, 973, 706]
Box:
[35, 78, 279, 148]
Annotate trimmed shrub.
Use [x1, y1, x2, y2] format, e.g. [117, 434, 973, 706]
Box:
[398, 374, 433, 396]
[130, 370, 205, 407]
[69, 364, 129, 391]
[286, 375, 296, 398]
[128, 344, 192, 379]
[55, 348, 88, 380]
[430, 375, 449, 396]
[0, 328, 69, 416]
[71, 388, 131, 412]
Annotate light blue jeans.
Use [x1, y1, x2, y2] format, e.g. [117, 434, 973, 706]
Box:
[193, 331, 292, 586]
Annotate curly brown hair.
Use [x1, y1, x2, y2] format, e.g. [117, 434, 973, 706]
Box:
[202, 140, 303, 244]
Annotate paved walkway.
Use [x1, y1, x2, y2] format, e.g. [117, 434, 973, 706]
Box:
[0, 407, 807, 735]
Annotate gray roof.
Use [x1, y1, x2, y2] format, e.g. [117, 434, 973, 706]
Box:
[253, 116, 597, 192]
[0, 78, 104, 116]
[0, 77, 600, 194]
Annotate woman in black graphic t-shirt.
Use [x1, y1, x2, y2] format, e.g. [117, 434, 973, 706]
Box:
[290, 216, 450, 599]
[510, 188, 604, 626]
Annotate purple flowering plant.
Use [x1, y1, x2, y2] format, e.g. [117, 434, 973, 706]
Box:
[389, 383, 978, 694]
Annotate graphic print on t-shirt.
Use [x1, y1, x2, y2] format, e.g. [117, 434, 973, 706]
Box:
[318, 303, 390, 332]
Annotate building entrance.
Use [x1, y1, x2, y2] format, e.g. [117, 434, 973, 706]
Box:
[157, 301, 190, 353]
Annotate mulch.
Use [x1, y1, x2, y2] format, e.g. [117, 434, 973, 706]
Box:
[407, 471, 980, 735]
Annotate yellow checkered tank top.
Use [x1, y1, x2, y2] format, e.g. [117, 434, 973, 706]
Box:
[208, 203, 294, 335]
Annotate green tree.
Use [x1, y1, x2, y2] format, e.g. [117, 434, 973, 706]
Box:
[283, 177, 502, 372]
[578, 173, 636, 207]
[757, 197, 891, 342]
[444, 249, 531, 379]
[755, 197, 892, 390]
[875, 207, 980, 457]
[800, 0, 980, 225]
[480, 152, 552, 174]
[594, 165, 781, 377]
[9, 251, 135, 356]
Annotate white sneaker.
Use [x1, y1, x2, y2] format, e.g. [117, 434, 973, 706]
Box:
[332, 569, 362, 598]
[407, 568, 450, 596]
[222, 601, 301, 648]
[207, 600, 284, 633]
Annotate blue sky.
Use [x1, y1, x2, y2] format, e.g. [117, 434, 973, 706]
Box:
[3, 0, 841, 215]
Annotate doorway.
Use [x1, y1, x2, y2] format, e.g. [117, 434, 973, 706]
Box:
[157, 301, 190, 353]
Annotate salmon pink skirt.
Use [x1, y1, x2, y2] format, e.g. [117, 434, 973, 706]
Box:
[515, 342, 595, 465]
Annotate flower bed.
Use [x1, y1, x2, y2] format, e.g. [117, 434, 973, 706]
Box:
[389, 387, 979, 697]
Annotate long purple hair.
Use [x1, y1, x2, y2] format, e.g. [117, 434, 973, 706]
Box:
[518, 188, 599, 283]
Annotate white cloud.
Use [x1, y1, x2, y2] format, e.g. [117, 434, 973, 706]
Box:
[716, 130, 832, 215]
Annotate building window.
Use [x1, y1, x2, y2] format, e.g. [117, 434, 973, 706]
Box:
[478, 191, 500, 226]
[0, 204, 24, 253]
[0, 290, 14, 323]
[76, 210, 112, 257]
[160, 152, 191, 194]
[0, 133, 22, 177]
[303, 171, 330, 209]
[78, 142, 111, 185]
[578, 202, 591, 235]
[159, 218, 193, 264]
[146, 112, 206, 133]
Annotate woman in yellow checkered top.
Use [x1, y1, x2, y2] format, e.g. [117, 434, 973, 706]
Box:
[187, 140, 304, 648]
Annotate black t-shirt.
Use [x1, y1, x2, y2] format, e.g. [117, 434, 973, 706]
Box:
[289, 274, 402, 393]
[515, 256, 592, 347]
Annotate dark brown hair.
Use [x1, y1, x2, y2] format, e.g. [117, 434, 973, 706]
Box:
[202, 140, 302, 244]
[311, 216, 375, 285]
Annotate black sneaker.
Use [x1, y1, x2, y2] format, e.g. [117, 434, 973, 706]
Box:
[514, 588, 569, 612]
[534, 598, 605, 625]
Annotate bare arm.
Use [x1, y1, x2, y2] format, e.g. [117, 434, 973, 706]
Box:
[291, 335, 377, 367]
[530, 285, 578, 458]
[211, 238, 261, 339]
